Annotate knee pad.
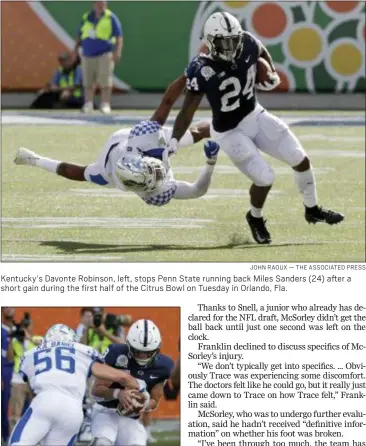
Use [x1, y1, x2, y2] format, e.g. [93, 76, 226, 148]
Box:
[255, 165, 275, 187]
[90, 437, 114, 446]
[246, 158, 275, 187]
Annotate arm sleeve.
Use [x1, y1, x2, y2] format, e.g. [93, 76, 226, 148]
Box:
[174, 164, 214, 200]
[185, 58, 205, 94]
[51, 70, 61, 86]
[244, 31, 263, 58]
[112, 14, 123, 37]
[101, 345, 117, 366]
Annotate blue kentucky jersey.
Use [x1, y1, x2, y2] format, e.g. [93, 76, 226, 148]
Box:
[185, 31, 262, 133]
[98, 343, 174, 410]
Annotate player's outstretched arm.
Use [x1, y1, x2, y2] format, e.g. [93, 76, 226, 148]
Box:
[171, 91, 204, 144]
[174, 141, 219, 200]
[150, 74, 187, 126]
[91, 362, 143, 390]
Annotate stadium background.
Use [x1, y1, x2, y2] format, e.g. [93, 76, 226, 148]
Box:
[12, 307, 180, 420]
[2, 0, 365, 93]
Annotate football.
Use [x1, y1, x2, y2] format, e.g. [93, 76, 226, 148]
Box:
[117, 397, 144, 417]
[256, 57, 273, 84]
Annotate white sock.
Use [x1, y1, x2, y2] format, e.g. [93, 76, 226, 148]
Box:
[294, 168, 318, 208]
[35, 156, 60, 174]
[250, 206, 263, 218]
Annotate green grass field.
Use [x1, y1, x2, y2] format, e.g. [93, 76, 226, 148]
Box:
[2, 115, 365, 262]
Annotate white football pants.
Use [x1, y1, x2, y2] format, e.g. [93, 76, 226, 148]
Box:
[9, 391, 83, 446]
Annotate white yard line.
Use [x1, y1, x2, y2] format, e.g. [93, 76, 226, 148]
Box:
[1, 217, 214, 229]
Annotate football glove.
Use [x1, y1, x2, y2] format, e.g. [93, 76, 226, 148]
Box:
[204, 140, 220, 165]
[256, 71, 281, 91]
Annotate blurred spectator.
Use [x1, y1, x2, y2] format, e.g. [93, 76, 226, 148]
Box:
[9, 315, 43, 432]
[75, 307, 94, 342]
[81, 307, 132, 353]
[30, 51, 84, 109]
[73, 1, 123, 114]
[1, 307, 15, 443]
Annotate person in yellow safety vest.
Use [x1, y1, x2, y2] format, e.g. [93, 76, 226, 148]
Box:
[9, 319, 43, 433]
[31, 51, 84, 109]
[73, 1, 123, 114]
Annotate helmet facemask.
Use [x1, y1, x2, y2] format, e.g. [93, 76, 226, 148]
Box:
[206, 34, 243, 62]
[115, 155, 166, 192]
[127, 342, 161, 367]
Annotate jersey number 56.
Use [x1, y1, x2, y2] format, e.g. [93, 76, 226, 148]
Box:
[34, 347, 76, 375]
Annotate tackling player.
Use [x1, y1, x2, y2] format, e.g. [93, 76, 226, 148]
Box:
[14, 79, 220, 207]
[168, 12, 344, 244]
[90, 319, 174, 446]
[9, 324, 145, 446]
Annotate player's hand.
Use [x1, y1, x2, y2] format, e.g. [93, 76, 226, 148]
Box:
[118, 389, 136, 412]
[256, 72, 281, 91]
[204, 141, 220, 165]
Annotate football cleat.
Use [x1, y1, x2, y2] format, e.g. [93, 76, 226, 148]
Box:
[14, 148, 39, 166]
[246, 211, 272, 244]
[305, 205, 344, 225]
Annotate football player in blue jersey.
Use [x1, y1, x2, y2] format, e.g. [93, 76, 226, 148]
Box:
[89, 320, 174, 446]
[14, 79, 220, 208]
[168, 12, 344, 244]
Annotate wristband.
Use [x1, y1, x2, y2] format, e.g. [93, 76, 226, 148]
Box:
[113, 389, 120, 400]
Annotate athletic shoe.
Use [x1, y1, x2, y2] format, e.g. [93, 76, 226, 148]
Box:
[81, 102, 94, 113]
[100, 103, 111, 114]
[305, 205, 344, 225]
[14, 147, 39, 166]
[246, 211, 272, 244]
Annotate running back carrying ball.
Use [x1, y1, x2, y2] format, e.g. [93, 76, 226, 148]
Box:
[256, 57, 281, 91]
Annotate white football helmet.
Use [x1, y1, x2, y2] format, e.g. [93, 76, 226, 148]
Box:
[115, 154, 166, 192]
[127, 320, 162, 367]
[45, 324, 76, 343]
[203, 12, 244, 62]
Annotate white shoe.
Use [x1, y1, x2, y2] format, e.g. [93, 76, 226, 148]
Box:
[14, 147, 39, 166]
[82, 102, 94, 113]
[100, 103, 111, 114]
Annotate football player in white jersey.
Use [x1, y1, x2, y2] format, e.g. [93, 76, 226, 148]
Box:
[14, 78, 220, 207]
[8, 324, 146, 446]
